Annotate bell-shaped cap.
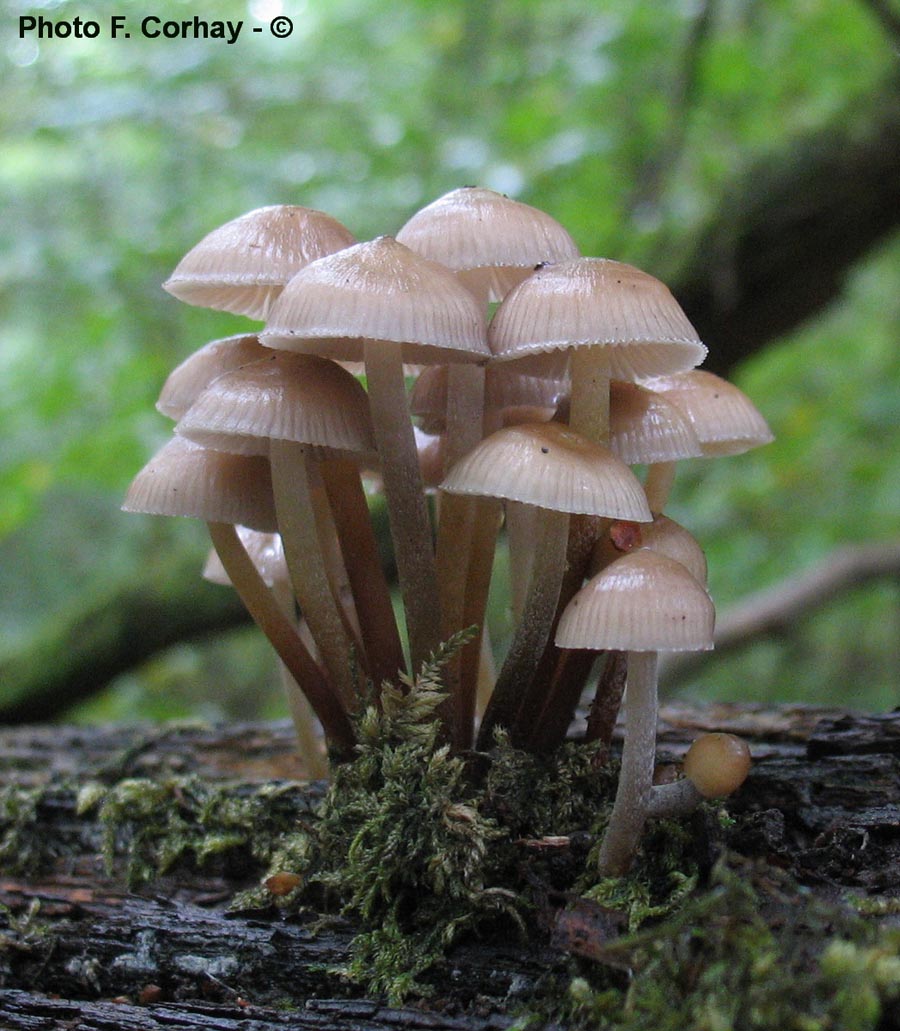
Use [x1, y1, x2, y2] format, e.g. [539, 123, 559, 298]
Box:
[260, 236, 489, 365]
[556, 549, 714, 652]
[176, 352, 376, 458]
[641, 371, 774, 456]
[203, 527, 287, 588]
[441, 421, 651, 520]
[122, 436, 277, 532]
[396, 187, 580, 302]
[607, 381, 703, 464]
[490, 258, 707, 380]
[593, 514, 708, 585]
[163, 205, 356, 320]
[156, 335, 270, 420]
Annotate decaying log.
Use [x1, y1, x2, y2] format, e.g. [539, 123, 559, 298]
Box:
[1, 706, 898, 1029]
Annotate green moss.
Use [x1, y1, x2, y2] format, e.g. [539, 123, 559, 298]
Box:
[0, 785, 49, 875]
[537, 857, 900, 1031]
[90, 776, 313, 888]
[5, 641, 897, 1025]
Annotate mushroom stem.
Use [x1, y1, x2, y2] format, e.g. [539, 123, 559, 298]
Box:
[436, 363, 486, 740]
[271, 578, 330, 780]
[453, 497, 501, 749]
[569, 348, 610, 446]
[506, 501, 539, 623]
[644, 461, 677, 514]
[583, 650, 629, 756]
[596, 650, 659, 876]
[206, 521, 355, 759]
[476, 507, 569, 748]
[269, 440, 359, 707]
[647, 778, 704, 819]
[320, 456, 406, 690]
[364, 338, 442, 671]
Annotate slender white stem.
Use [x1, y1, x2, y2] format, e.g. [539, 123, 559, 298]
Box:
[320, 457, 405, 689]
[505, 500, 539, 623]
[596, 650, 659, 876]
[364, 339, 442, 672]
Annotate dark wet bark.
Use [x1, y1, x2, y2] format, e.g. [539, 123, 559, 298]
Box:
[0, 707, 897, 1028]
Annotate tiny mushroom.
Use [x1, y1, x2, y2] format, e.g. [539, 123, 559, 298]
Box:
[648, 732, 752, 818]
[640, 369, 774, 512]
[442, 420, 651, 748]
[176, 350, 402, 699]
[156, 334, 271, 420]
[122, 436, 354, 757]
[490, 258, 707, 446]
[260, 236, 489, 672]
[555, 549, 715, 875]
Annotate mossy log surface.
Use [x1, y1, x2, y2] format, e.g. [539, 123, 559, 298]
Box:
[1, 704, 898, 1030]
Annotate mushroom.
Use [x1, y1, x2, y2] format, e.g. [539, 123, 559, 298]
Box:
[648, 732, 752, 818]
[555, 549, 714, 874]
[163, 205, 356, 320]
[639, 370, 774, 512]
[490, 258, 707, 446]
[442, 421, 651, 749]
[122, 436, 354, 758]
[176, 351, 401, 700]
[397, 188, 581, 726]
[260, 236, 489, 672]
[156, 334, 271, 420]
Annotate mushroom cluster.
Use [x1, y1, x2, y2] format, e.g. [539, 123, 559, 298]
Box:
[124, 188, 772, 872]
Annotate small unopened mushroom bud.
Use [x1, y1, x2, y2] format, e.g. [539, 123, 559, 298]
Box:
[683, 732, 752, 799]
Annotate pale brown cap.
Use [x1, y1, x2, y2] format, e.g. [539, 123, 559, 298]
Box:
[592, 514, 708, 585]
[642, 371, 774, 456]
[441, 421, 651, 520]
[156, 335, 270, 420]
[556, 549, 714, 652]
[608, 381, 703, 464]
[490, 258, 707, 379]
[396, 187, 580, 301]
[416, 426, 445, 489]
[163, 205, 356, 320]
[260, 236, 489, 365]
[176, 352, 376, 458]
[683, 733, 751, 798]
[122, 436, 277, 532]
[203, 527, 287, 588]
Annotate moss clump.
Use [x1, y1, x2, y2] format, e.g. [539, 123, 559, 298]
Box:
[303, 635, 526, 1000]
[89, 776, 313, 888]
[0, 786, 55, 875]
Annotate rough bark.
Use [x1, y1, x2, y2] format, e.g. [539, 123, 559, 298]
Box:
[1, 706, 898, 1029]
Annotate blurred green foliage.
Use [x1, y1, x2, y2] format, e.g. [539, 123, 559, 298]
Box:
[0, 0, 897, 721]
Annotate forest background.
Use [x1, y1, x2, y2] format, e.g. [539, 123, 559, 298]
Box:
[1, 0, 898, 727]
